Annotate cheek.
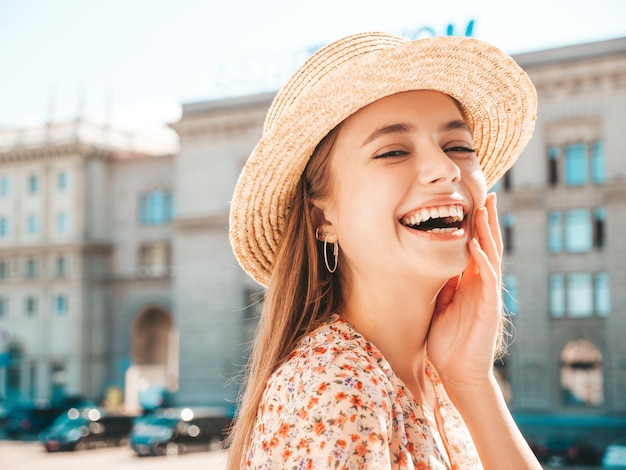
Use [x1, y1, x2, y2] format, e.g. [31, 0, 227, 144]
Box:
[468, 169, 488, 206]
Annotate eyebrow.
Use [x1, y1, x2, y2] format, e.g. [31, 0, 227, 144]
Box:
[360, 119, 472, 148]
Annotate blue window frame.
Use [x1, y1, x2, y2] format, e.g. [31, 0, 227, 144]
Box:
[0, 217, 9, 238]
[565, 209, 591, 253]
[138, 190, 174, 225]
[28, 175, 39, 194]
[595, 272, 610, 317]
[58, 171, 68, 191]
[549, 274, 565, 318]
[567, 273, 593, 317]
[27, 215, 38, 235]
[548, 211, 563, 253]
[564, 143, 588, 186]
[54, 295, 68, 316]
[26, 258, 37, 278]
[57, 212, 68, 234]
[591, 141, 606, 184]
[56, 257, 66, 277]
[0, 177, 10, 197]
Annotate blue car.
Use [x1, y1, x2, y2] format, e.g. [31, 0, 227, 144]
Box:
[130, 407, 232, 457]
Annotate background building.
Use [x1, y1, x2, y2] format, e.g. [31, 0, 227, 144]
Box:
[0, 35, 624, 453]
[0, 119, 176, 412]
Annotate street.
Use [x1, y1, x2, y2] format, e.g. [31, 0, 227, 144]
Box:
[1, 440, 607, 470]
[0, 440, 229, 470]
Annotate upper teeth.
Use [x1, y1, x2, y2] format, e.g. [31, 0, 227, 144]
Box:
[400, 204, 464, 226]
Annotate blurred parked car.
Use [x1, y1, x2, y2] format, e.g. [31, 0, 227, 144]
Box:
[603, 436, 626, 468]
[130, 407, 232, 457]
[5, 396, 95, 439]
[0, 399, 10, 427]
[40, 407, 134, 452]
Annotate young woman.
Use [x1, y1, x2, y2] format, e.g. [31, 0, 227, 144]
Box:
[227, 32, 541, 469]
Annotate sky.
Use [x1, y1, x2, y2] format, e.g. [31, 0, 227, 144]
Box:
[1, 0, 625, 148]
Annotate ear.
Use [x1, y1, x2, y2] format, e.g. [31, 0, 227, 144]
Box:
[310, 203, 337, 242]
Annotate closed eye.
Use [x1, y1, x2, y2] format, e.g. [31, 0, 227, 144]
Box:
[373, 150, 409, 159]
[444, 146, 476, 154]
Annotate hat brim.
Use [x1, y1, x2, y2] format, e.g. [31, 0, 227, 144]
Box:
[230, 33, 537, 287]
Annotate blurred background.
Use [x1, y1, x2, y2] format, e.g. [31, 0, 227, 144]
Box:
[1, 0, 626, 467]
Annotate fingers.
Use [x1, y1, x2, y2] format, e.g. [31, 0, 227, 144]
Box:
[469, 194, 502, 290]
[485, 193, 503, 257]
[434, 275, 461, 315]
[473, 194, 502, 273]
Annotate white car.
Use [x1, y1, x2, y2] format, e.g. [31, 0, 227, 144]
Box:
[603, 437, 626, 469]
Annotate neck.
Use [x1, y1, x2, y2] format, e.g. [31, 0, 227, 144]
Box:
[340, 270, 446, 401]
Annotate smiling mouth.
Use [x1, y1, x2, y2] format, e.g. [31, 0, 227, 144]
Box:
[400, 204, 465, 233]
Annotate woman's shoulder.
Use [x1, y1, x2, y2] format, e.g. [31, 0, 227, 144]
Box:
[265, 315, 394, 403]
[288, 315, 386, 372]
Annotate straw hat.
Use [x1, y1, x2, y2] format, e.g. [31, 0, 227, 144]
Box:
[229, 32, 537, 287]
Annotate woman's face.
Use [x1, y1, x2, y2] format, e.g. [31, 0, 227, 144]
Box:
[315, 90, 488, 284]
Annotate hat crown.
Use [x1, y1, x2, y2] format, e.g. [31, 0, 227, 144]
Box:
[263, 32, 408, 134]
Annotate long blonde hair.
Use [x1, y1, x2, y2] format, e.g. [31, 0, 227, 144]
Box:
[225, 127, 342, 469]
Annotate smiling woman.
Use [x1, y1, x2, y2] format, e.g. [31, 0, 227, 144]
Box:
[226, 31, 540, 469]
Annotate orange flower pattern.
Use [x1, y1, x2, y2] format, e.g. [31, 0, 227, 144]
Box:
[245, 316, 482, 469]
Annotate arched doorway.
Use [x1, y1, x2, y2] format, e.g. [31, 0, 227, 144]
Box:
[560, 339, 603, 407]
[125, 307, 178, 413]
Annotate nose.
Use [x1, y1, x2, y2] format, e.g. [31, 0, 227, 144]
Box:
[416, 143, 461, 186]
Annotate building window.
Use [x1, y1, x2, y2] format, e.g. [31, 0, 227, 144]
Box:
[595, 272, 610, 317]
[548, 146, 560, 186]
[28, 175, 39, 194]
[503, 213, 514, 254]
[549, 274, 565, 318]
[26, 258, 37, 278]
[0, 177, 10, 197]
[548, 211, 563, 253]
[560, 339, 603, 407]
[0, 260, 7, 280]
[0, 217, 9, 238]
[0, 297, 8, 318]
[593, 207, 606, 249]
[58, 171, 69, 191]
[56, 257, 67, 277]
[138, 190, 174, 225]
[565, 209, 592, 253]
[564, 143, 588, 186]
[57, 212, 68, 234]
[502, 170, 512, 191]
[27, 214, 39, 235]
[567, 273, 593, 317]
[550, 272, 610, 318]
[502, 274, 518, 314]
[550, 208, 604, 254]
[25, 296, 37, 317]
[591, 141, 606, 184]
[54, 294, 68, 316]
[138, 241, 172, 277]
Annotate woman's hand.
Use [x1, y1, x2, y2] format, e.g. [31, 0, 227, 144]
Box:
[426, 192, 504, 389]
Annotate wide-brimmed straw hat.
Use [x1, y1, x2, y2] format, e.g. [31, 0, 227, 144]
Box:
[229, 31, 537, 287]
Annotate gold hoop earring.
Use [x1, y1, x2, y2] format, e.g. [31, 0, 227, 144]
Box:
[324, 232, 338, 273]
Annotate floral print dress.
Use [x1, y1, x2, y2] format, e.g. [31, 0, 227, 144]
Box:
[244, 315, 482, 469]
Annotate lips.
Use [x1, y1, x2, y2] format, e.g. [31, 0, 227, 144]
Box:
[400, 204, 465, 233]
